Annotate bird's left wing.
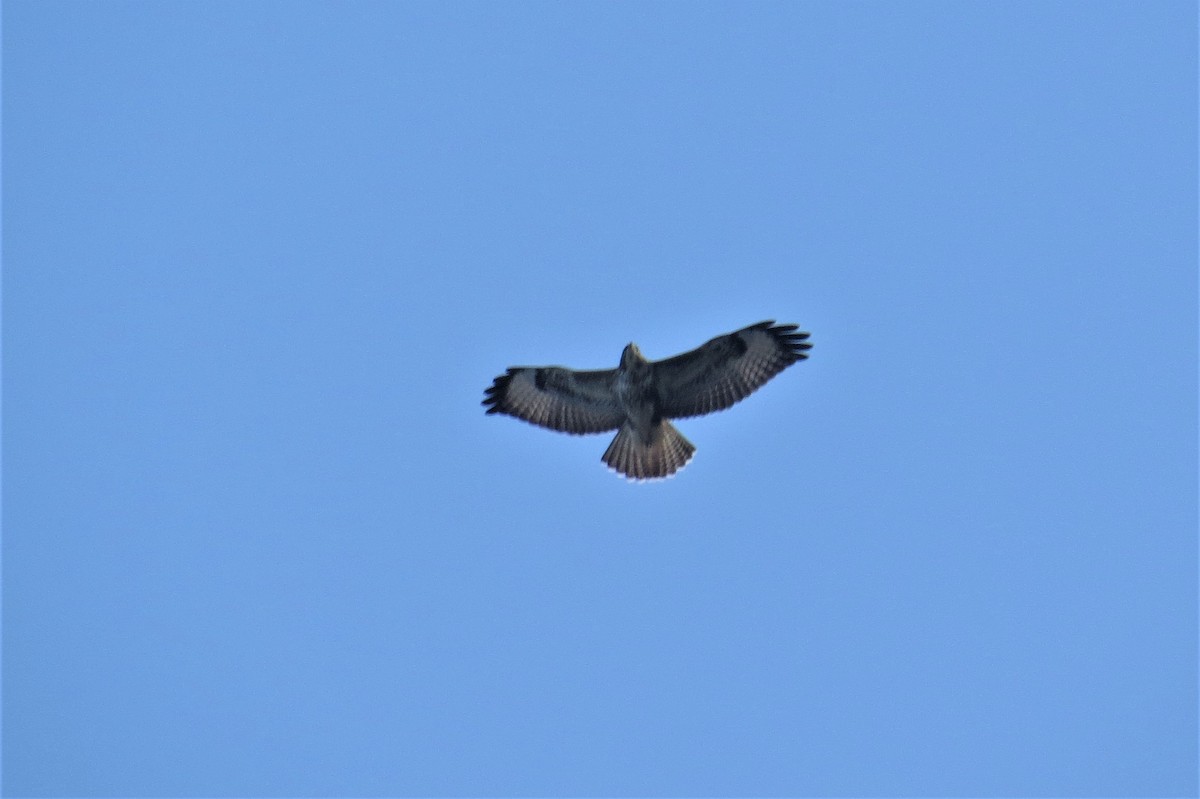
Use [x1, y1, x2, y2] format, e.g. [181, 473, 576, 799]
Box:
[483, 366, 625, 434]
[652, 321, 811, 419]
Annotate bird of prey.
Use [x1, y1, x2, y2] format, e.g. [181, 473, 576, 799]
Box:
[482, 320, 812, 480]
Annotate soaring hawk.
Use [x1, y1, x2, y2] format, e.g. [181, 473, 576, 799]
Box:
[482, 321, 812, 480]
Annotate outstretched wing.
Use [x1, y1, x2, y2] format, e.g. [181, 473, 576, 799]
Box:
[652, 321, 811, 419]
[483, 366, 625, 434]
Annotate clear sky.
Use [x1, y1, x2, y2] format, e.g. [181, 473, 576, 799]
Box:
[3, 1, 1196, 796]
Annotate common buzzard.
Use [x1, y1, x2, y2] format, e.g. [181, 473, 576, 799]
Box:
[483, 320, 812, 480]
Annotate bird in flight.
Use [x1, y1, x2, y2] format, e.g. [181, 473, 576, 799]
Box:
[482, 320, 812, 480]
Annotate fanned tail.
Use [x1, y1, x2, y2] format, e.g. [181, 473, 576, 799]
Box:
[601, 421, 696, 481]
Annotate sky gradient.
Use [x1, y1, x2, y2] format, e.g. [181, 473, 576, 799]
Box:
[4, 1, 1197, 796]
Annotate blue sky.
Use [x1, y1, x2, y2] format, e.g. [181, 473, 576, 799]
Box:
[3, 1, 1196, 796]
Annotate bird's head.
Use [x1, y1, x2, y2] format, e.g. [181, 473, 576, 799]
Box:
[620, 342, 646, 369]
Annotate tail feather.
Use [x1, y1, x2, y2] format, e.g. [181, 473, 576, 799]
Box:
[601, 421, 696, 481]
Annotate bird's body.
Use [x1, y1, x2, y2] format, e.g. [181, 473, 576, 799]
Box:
[483, 321, 812, 480]
[613, 344, 656, 440]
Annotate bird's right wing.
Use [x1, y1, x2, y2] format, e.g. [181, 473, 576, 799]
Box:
[652, 321, 811, 419]
[483, 366, 625, 434]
